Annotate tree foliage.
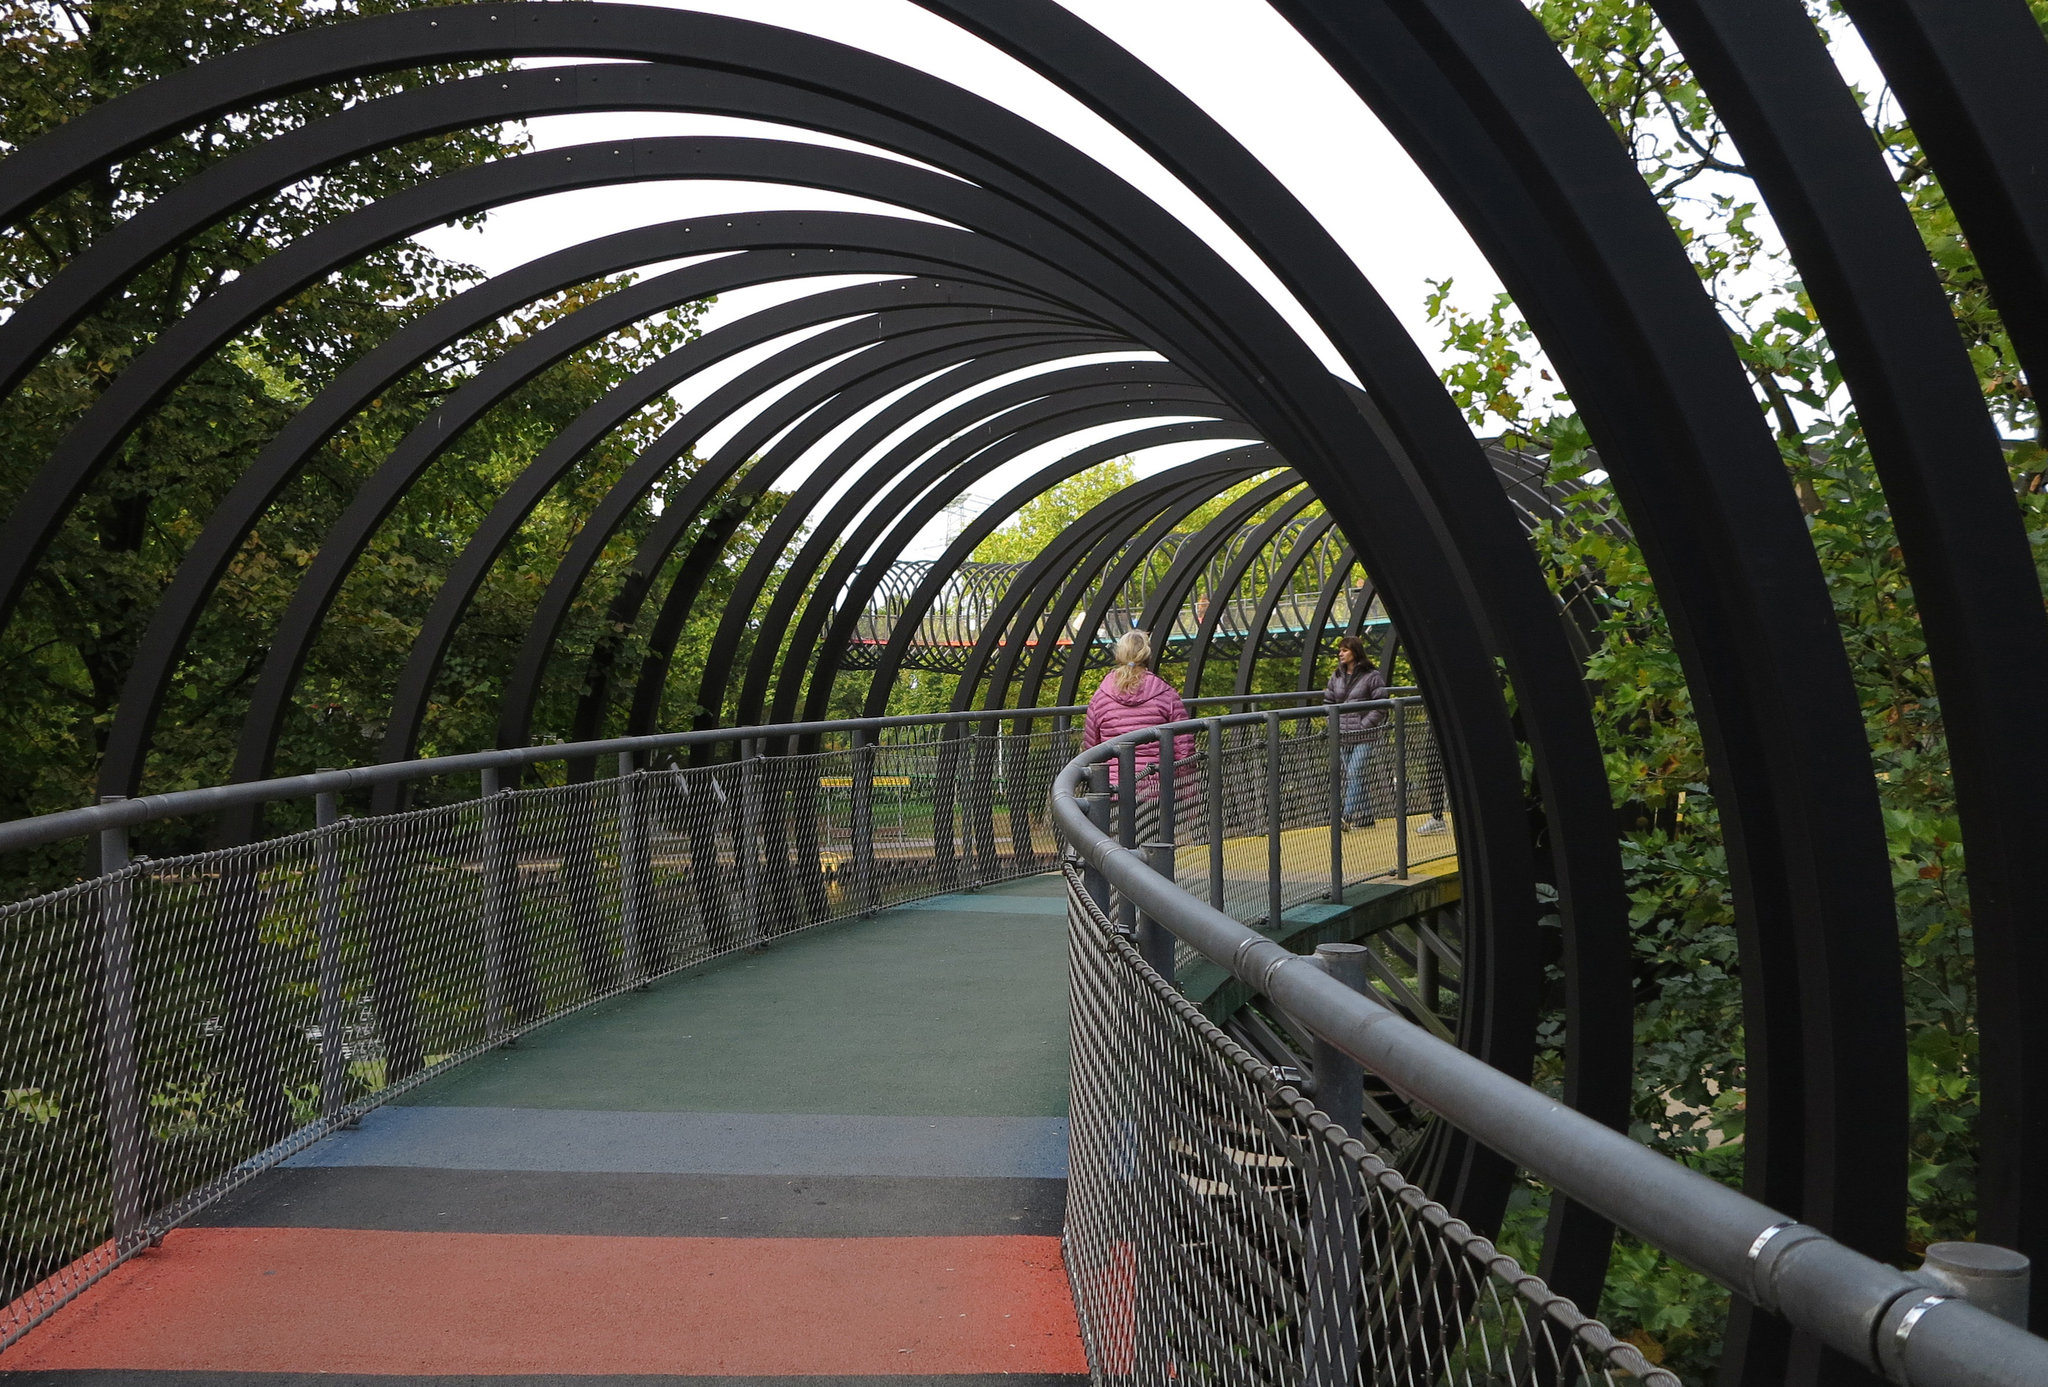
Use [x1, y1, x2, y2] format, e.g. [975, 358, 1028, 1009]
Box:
[0, 2, 790, 889]
[1439, 3, 2048, 1375]
[971, 457, 1138, 563]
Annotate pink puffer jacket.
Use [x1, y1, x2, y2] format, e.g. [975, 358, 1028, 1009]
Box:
[1083, 669, 1197, 786]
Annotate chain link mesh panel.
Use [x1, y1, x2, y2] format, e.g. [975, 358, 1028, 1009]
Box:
[0, 720, 1080, 1350]
[1062, 865, 1672, 1387]
[1089, 708, 1457, 992]
[1119, 708, 1455, 934]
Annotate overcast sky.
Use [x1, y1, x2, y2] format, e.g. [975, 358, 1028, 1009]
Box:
[413, 1, 1880, 557]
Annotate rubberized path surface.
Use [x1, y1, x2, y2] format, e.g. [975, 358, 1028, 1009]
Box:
[3, 875, 1086, 1386]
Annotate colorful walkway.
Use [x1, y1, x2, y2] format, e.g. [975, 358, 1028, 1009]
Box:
[3, 875, 1086, 1386]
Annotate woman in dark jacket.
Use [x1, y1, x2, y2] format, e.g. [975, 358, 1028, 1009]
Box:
[1324, 636, 1386, 828]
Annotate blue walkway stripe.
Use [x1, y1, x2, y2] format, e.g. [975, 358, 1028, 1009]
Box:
[284, 1107, 1071, 1179]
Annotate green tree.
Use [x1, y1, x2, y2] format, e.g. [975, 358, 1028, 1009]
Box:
[0, 1, 731, 877]
[972, 456, 1138, 562]
[1431, 4, 2048, 1376]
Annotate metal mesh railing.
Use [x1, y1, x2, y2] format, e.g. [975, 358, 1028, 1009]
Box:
[1055, 706, 2048, 1386]
[0, 710, 1090, 1350]
[1063, 869, 1673, 1387]
[1088, 702, 1455, 968]
[0, 694, 1439, 1355]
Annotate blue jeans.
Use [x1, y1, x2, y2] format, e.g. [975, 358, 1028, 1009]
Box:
[1341, 741, 1376, 821]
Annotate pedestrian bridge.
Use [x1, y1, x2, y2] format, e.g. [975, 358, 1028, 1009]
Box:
[0, 700, 1482, 1385]
[0, 702, 2035, 1386]
[8, 872, 1089, 1380]
[7, 4, 2048, 1383]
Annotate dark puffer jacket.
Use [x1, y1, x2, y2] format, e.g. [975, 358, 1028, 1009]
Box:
[1324, 663, 1387, 744]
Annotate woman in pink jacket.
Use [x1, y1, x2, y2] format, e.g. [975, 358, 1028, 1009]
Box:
[1083, 630, 1196, 786]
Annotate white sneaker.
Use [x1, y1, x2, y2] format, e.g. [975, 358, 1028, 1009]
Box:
[1415, 816, 1448, 835]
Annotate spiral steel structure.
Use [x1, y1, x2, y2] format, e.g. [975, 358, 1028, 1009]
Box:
[4, 5, 2046, 1375]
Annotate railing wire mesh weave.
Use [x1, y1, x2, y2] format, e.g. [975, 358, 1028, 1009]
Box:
[1096, 708, 1454, 980]
[1062, 863, 1670, 1387]
[0, 722, 1074, 1349]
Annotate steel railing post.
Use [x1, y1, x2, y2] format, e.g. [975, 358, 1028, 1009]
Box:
[1116, 741, 1139, 936]
[617, 751, 649, 988]
[1207, 719, 1225, 910]
[1328, 704, 1344, 902]
[96, 798, 145, 1252]
[1266, 710, 1283, 930]
[979, 717, 998, 885]
[1393, 701, 1410, 881]
[1138, 730, 1177, 982]
[314, 774, 347, 1121]
[853, 729, 876, 916]
[1308, 943, 1369, 1138]
[740, 738, 762, 945]
[1082, 761, 1112, 914]
[1303, 942, 1367, 1387]
[965, 728, 982, 892]
[478, 768, 512, 1041]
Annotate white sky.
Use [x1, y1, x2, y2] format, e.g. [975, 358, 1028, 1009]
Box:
[411, 1, 1893, 556]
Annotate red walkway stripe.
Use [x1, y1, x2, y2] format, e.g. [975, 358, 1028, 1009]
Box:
[7, 1227, 1087, 1376]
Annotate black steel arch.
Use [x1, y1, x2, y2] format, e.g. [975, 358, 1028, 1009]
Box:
[1229, 515, 1343, 697]
[5, 5, 2034, 1352]
[1060, 476, 1304, 710]
[1648, 5, 2048, 1317]
[783, 412, 1248, 727]
[732, 386, 1231, 730]
[378, 312, 1124, 774]
[1269, 7, 1908, 1326]
[99, 213, 1052, 799]
[708, 369, 1223, 731]
[993, 465, 1293, 716]
[1157, 489, 1323, 699]
[1295, 549, 1367, 693]
[1015, 476, 1278, 707]
[700, 359, 1183, 730]
[0, 22, 1552, 1156]
[769, 424, 1254, 728]
[915, 1, 1631, 1296]
[241, 286, 1087, 798]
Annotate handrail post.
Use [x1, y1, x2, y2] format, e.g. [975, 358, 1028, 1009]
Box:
[1913, 1242, 2031, 1329]
[965, 725, 983, 892]
[1327, 703, 1344, 903]
[740, 737, 762, 946]
[1138, 729, 1176, 982]
[1307, 943, 1368, 1139]
[1207, 718, 1225, 910]
[1116, 741, 1139, 936]
[1393, 700, 1409, 881]
[1302, 942, 1368, 1387]
[617, 751, 649, 988]
[1082, 761, 1112, 913]
[314, 774, 347, 1121]
[852, 729, 876, 917]
[1265, 710, 1282, 930]
[97, 798, 145, 1252]
[479, 768, 512, 1041]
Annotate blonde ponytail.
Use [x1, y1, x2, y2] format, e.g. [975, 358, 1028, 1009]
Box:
[1110, 629, 1152, 693]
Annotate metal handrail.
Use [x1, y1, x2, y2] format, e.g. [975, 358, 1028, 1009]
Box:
[0, 689, 1387, 855]
[1052, 709, 2048, 1387]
